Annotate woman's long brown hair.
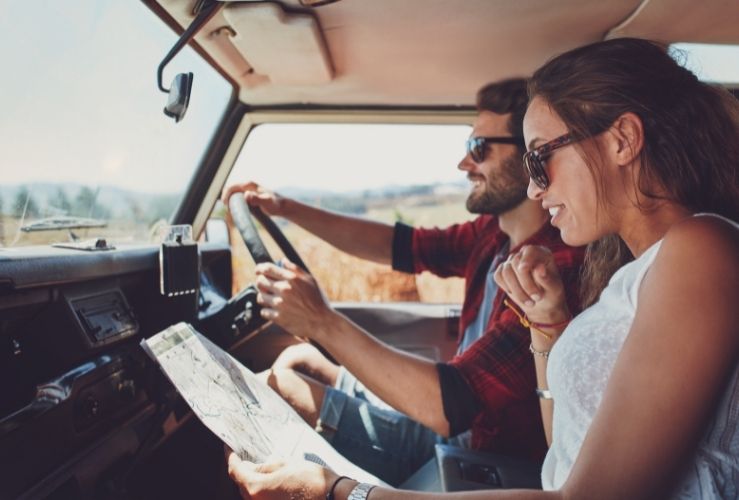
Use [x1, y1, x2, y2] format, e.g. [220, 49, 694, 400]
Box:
[529, 38, 739, 306]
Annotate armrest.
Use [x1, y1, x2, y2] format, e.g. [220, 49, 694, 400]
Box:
[435, 444, 542, 491]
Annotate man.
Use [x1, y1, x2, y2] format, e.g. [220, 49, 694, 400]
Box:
[224, 79, 583, 486]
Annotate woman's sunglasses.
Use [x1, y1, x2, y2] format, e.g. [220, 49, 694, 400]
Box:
[522, 133, 574, 190]
[466, 136, 525, 163]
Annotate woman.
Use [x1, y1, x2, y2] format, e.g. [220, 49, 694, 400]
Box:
[227, 38, 739, 499]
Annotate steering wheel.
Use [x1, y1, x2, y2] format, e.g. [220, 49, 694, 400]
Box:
[226, 194, 333, 358]
[227, 193, 310, 274]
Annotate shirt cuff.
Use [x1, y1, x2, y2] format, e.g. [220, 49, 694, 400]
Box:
[436, 362, 481, 436]
[391, 222, 415, 273]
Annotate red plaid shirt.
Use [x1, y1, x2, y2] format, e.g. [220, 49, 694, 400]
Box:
[396, 215, 584, 462]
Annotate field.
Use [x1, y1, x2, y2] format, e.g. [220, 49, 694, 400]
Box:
[0, 216, 152, 248]
[230, 198, 475, 303]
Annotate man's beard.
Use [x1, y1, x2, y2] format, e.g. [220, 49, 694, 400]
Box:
[466, 156, 529, 215]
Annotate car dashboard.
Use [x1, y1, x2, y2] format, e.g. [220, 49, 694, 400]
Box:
[0, 242, 259, 499]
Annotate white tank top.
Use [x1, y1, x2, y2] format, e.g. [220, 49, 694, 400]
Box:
[541, 214, 739, 498]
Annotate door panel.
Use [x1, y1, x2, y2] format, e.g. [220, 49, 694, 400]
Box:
[334, 302, 461, 362]
[232, 301, 461, 373]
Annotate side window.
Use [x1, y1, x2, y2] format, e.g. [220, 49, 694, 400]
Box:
[669, 43, 739, 83]
[220, 123, 473, 303]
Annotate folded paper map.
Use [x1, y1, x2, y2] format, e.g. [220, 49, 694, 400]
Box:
[141, 322, 382, 485]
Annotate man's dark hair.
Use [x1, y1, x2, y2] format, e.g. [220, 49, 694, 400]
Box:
[475, 78, 529, 139]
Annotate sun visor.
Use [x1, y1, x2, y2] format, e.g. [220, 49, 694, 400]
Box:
[221, 3, 334, 86]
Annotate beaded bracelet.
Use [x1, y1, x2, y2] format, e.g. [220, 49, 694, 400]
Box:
[504, 299, 571, 339]
[529, 343, 550, 358]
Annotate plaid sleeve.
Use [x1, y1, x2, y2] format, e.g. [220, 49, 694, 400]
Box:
[437, 362, 482, 436]
[403, 216, 495, 278]
[391, 222, 415, 273]
[448, 308, 535, 420]
[448, 243, 585, 425]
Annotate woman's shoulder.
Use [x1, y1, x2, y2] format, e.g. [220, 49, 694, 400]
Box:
[658, 213, 739, 279]
[639, 214, 738, 346]
[663, 214, 738, 250]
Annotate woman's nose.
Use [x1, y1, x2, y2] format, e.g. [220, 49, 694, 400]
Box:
[527, 178, 545, 200]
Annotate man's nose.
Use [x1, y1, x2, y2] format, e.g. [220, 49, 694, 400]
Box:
[458, 153, 475, 172]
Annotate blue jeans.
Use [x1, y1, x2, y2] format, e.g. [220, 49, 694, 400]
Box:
[317, 368, 469, 486]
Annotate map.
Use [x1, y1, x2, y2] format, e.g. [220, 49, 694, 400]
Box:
[141, 322, 382, 484]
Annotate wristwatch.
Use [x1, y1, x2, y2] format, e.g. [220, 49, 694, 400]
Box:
[536, 387, 553, 400]
[347, 482, 375, 500]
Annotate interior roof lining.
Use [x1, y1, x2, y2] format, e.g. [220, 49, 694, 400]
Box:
[154, 0, 739, 107]
[605, 0, 654, 38]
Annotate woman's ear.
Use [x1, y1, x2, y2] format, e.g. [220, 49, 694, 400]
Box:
[610, 112, 644, 166]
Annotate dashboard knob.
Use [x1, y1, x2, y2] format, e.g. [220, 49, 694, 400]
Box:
[83, 396, 101, 418]
[117, 379, 137, 401]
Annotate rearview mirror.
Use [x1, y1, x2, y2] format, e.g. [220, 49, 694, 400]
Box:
[163, 72, 193, 123]
[155, 0, 221, 124]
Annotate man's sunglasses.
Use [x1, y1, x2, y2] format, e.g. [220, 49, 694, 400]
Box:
[466, 136, 525, 163]
[522, 133, 574, 190]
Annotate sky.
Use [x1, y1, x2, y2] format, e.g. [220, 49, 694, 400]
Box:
[0, 0, 231, 195]
[1, 2, 737, 196]
[229, 123, 472, 193]
[671, 43, 739, 82]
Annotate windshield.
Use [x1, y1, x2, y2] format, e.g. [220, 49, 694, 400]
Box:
[0, 1, 232, 249]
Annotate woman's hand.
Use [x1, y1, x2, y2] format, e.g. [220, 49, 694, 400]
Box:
[494, 245, 570, 328]
[255, 259, 335, 341]
[222, 181, 288, 217]
[227, 448, 335, 500]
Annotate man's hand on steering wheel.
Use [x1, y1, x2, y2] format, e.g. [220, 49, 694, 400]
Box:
[222, 181, 287, 218]
[254, 260, 335, 341]
[224, 184, 310, 273]
[223, 185, 327, 353]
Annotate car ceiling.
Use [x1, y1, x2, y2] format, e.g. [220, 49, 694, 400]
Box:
[152, 0, 739, 108]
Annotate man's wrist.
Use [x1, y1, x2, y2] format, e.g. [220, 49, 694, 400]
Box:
[310, 308, 343, 344]
[279, 196, 295, 218]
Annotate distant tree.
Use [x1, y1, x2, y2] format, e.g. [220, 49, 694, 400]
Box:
[127, 196, 145, 222]
[319, 197, 366, 214]
[74, 186, 97, 215]
[13, 186, 39, 218]
[393, 208, 412, 225]
[50, 187, 72, 214]
[0, 193, 5, 245]
[74, 186, 110, 219]
[148, 195, 179, 224]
